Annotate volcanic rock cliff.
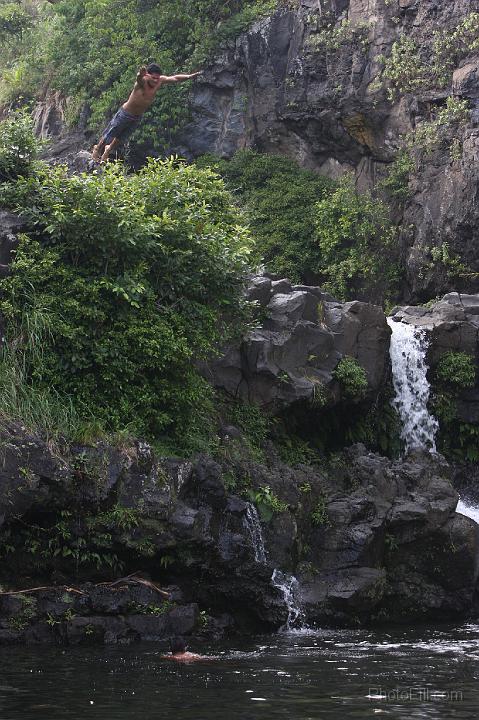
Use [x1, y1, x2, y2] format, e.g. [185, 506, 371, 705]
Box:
[172, 0, 479, 301]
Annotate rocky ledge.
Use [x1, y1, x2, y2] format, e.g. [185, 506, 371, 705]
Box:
[209, 273, 390, 409]
[0, 421, 477, 645]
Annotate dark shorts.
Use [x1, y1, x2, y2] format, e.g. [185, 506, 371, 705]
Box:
[101, 108, 142, 144]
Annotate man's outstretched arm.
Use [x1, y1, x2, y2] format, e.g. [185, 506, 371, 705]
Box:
[160, 71, 203, 84]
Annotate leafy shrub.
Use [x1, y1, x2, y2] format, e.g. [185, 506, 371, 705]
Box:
[432, 12, 479, 87]
[308, 19, 371, 54]
[377, 36, 427, 100]
[0, 111, 38, 181]
[333, 357, 368, 400]
[0, 2, 32, 40]
[377, 13, 479, 99]
[314, 175, 399, 302]
[202, 153, 400, 302]
[436, 352, 476, 390]
[229, 401, 270, 450]
[311, 495, 330, 527]
[198, 150, 333, 283]
[0, 157, 252, 448]
[379, 150, 414, 200]
[248, 485, 288, 522]
[432, 351, 478, 461]
[408, 97, 470, 159]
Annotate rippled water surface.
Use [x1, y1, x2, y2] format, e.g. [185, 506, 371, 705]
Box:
[1, 623, 479, 719]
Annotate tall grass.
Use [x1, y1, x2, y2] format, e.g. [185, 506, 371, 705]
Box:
[0, 298, 103, 445]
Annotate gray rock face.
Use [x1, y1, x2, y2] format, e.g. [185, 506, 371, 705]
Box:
[0, 426, 477, 640]
[210, 275, 390, 408]
[171, 0, 479, 301]
[0, 425, 288, 642]
[31, 0, 479, 300]
[296, 445, 479, 624]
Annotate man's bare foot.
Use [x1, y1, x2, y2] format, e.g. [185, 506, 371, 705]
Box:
[100, 140, 118, 163]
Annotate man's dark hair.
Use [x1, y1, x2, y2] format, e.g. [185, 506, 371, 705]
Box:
[170, 636, 187, 654]
[147, 63, 162, 75]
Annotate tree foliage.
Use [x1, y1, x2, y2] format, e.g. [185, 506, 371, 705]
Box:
[314, 175, 399, 302]
[200, 151, 400, 303]
[198, 150, 333, 283]
[0, 138, 252, 447]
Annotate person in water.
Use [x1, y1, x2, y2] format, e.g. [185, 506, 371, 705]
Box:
[92, 63, 202, 162]
[162, 636, 203, 663]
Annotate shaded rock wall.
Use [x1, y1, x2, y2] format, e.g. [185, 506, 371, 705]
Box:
[0, 424, 477, 644]
[29, 1, 479, 300]
[173, 0, 479, 300]
[209, 274, 390, 408]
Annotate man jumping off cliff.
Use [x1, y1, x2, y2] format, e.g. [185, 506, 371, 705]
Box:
[92, 63, 202, 162]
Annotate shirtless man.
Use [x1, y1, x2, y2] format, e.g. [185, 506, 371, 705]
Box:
[161, 636, 206, 663]
[92, 63, 202, 162]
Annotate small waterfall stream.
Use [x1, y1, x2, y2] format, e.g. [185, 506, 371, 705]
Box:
[387, 318, 439, 453]
[243, 503, 267, 564]
[244, 502, 304, 630]
[388, 319, 478, 525]
[456, 499, 479, 525]
[271, 569, 305, 632]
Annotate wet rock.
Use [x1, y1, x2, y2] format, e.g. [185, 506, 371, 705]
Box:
[210, 277, 389, 408]
[296, 447, 478, 624]
[125, 604, 199, 641]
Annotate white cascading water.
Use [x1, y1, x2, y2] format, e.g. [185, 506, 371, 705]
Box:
[387, 318, 439, 453]
[244, 503, 304, 630]
[456, 499, 479, 525]
[271, 569, 305, 632]
[243, 503, 267, 564]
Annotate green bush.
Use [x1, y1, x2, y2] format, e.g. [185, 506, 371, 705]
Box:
[314, 175, 399, 302]
[0, 111, 38, 181]
[436, 352, 476, 390]
[198, 150, 333, 283]
[0, 2, 32, 40]
[333, 357, 368, 400]
[0, 156, 252, 448]
[311, 495, 330, 527]
[200, 153, 401, 303]
[380, 150, 414, 200]
[432, 351, 478, 461]
[248, 485, 288, 522]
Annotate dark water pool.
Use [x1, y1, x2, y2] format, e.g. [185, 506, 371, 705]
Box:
[1, 623, 479, 719]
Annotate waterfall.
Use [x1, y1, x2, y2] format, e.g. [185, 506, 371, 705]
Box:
[243, 503, 305, 630]
[387, 318, 439, 453]
[271, 569, 304, 632]
[456, 499, 479, 525]
[243, 502, 267, 564]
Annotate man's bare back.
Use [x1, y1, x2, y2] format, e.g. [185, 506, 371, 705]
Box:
[92, 63, 202, 162]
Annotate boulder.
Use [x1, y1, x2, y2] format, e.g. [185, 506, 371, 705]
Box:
[295, 446, 478, 624]
[210, 277, 390, 408]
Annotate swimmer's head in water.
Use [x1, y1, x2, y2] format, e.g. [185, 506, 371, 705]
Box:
[170, 636, 187, 654]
